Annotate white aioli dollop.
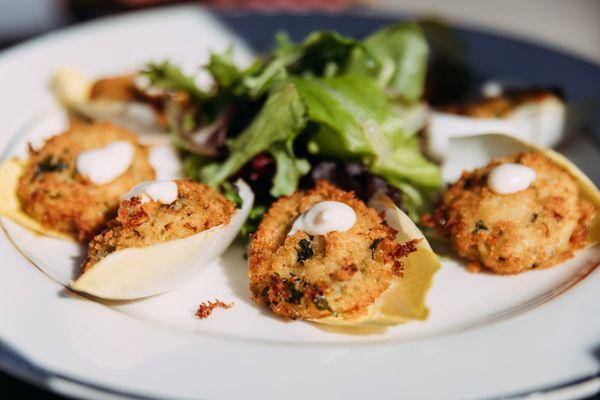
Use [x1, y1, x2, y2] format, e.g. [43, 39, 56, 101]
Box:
[487, 163, 536, 194]
[149, 145, 182, 181]
[288, 201, 356, 236]
[481, 80, 503, 98]
[76, 141, 133, 185]
[126, 181, 178, 205]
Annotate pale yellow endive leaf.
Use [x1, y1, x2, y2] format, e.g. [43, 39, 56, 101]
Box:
[310, 192, 441, 327]
[50, 67, 92, 107]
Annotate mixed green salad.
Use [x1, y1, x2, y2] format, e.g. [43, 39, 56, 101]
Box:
[141, 22, 443, 235]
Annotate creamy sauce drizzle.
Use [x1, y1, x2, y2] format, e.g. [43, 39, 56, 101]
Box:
[149, 145, 182, 181]
[126, 181, 178, 205]
[76, 141, 133, 185]
[288, 201, 356, 236]
[487, 163, 536, 194]
[481, 80, 503, 98]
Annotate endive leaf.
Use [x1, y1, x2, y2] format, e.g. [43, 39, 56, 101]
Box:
[71, 180, 254, 300]
[310, 192, 440, 327]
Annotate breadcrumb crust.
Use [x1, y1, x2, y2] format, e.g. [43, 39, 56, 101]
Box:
[249, 180, 416, 321]
[430, 152, 594, 274]
[195, 300, 234, 319]
[17, 122, 155, 241]
[81, 179, 234, 272]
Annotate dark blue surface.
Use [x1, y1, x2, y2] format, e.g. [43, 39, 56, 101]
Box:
[215, 12, 600, 138]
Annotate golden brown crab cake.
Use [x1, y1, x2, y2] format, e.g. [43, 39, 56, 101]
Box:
[432, 151, 594, 274]
[89, 74, 137, 101]
[82, 179, 235, 273]
[86, 73, 183, 129]
[16, 122, 155, 241]
[441, 88, 561, 118]
[249, 180, 417, 321]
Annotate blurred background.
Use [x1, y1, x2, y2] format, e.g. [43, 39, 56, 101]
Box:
[1, 0, 599, 62]
[0, 0, 598, 398]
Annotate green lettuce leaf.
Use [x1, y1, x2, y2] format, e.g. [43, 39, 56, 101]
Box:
[279, 31, 358, 76]
[270, 142, 310, 197]
[171, 21, 435, 220]
[142, 61, 207, 101]
[199, 81, 307, 188]
[370, 135, 441, 189]
[370, 136, 441, 220]
[292, 75, 405, 158]
[207, 49, 244, 90]
[292, 75, 440, 217]
[347, 22, 428, 102]
[242, 31, 358, 99]
[242, 60, 287, 98]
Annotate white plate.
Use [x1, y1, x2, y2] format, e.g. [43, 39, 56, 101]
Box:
[0, 5, 598, 400]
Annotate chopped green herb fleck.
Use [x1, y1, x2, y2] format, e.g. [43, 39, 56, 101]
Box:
[370, 238, 382, 257]
[297, 239, 314, 263]
[312, 294, 332, 311]
[473, 220, 488, 233]
[286, 280, 304, 304]
[34, 157, 68, 179]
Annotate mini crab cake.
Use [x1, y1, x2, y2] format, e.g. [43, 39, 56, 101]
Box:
[89, 74, 139, 102]
[53, 70, 179, 131]
[249, 180, 417, 321]
[432, 151, 594, 274]
[81, 179, 235, 273]
[440, 88, 562, 118]
[17, 122, 155, 241]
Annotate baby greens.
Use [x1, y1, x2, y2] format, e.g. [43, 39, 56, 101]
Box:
[142, 21, 440, 226]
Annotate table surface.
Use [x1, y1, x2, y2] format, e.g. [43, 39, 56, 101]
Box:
[372, 0, 600, 64]
[0, 1, 598, 399]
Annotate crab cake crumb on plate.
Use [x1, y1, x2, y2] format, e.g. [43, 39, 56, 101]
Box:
[16, 122, 155, 241]
[432, 151, 594, 274]
[249, 180, 419, 322]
